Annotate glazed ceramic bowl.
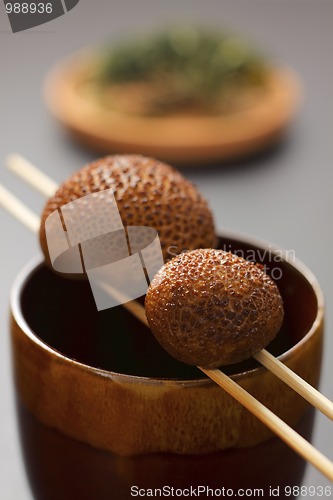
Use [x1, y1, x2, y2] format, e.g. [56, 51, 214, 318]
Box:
[10, 233, 324, 500]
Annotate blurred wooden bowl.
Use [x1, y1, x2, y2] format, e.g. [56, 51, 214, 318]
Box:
[44, 50, 302, 165]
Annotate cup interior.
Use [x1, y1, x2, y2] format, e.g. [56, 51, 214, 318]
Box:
[12, 233, 323, 380]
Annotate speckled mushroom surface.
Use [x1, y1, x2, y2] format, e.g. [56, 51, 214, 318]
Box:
[40, 155, 216, 265]
[145, 249, 284, 368]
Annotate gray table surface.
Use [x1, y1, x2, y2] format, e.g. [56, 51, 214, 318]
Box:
[1, 1, 332, 498]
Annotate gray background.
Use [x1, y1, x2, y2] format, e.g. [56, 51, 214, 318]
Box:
[0, 1, 332, 498]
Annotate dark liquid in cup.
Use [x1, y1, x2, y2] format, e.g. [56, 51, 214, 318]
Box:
[16, 238, 319, 500]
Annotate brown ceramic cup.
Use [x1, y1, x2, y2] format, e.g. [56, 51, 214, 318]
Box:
[10, 233, 324, 500]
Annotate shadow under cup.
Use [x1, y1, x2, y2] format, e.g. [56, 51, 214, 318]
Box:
[10, 234, 324, 500]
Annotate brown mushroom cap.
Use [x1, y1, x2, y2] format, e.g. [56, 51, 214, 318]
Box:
[145, 249, 284, 368]
[39, 155, 216, 267]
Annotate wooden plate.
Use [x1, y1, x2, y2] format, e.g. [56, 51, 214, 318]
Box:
[44, 49, 302, 165]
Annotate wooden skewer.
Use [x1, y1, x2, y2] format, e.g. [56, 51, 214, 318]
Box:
[254, 350, 333, 420]
[199, 367, 333, 481]
[83, 284, 333, 481]
[6, 154, 58, 197]
[0, 184, 39, 234]
[5, 154, 333, 421]
[1, 173, 333, 481]
[98, 282, 148, 325]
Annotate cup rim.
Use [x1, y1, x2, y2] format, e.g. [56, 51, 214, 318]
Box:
[10, 230, 324, 387]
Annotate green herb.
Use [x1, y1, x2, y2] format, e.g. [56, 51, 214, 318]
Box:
[96, 26, 269, 114]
